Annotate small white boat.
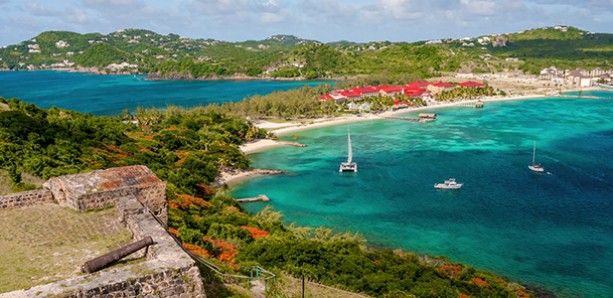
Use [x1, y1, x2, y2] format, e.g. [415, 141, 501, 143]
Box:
[529, 142, 545, 173]
[339, 129, 357, 172]
[434, 178, 463, 189]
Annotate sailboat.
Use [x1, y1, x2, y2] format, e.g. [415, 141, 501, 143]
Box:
[339, 129, 357, 172]
[528, 141, 544, 173]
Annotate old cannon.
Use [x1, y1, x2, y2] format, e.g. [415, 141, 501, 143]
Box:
[81, 236, 154, 273]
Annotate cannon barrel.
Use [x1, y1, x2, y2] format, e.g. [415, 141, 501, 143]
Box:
[82, 236, 154, 273]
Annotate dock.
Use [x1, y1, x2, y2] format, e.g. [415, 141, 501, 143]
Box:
[383, 113, 437, 123]
[236, 194, 270, 203]
[450, 100, 484, 108]
[382, 117, 421, 122]
[278, 141, 308, 147]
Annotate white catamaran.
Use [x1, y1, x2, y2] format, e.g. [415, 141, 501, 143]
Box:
[528, 141, 545, 173]
[339, 129, 357, 172]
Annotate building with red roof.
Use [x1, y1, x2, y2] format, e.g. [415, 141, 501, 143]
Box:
[427, 81, 456, 94]
[377, 85, 405, 96]
[319, 94, 334, 101]
[406, 81, 431, 88]
[458, 81, 485, 87]
[404, 88, 427, 97]
[352, 86, 379, 97]
[340, 90, 362, 99]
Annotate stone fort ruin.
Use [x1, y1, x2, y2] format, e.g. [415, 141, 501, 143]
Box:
[0, 165, 206, 297]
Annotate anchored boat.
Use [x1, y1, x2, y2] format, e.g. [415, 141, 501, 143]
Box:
[528, 142, 545, 173]
[339, 129, 357, 172]
[434, 178, 463, 189]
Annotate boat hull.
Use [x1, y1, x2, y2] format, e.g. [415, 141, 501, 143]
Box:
[434, 184, 463, 189]
[528, 165, 544, 172]
[339, 162, 357, 172]
[434, 178, 462, 189]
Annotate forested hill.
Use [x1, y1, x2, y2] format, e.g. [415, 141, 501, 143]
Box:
[1, 26, 611, 79]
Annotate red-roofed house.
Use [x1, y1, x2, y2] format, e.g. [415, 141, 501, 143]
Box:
[404, 88, 427, 97]
[319, 94, 333, 101]
[458, 81, 485, 88]
[352, 86, 379, 97]
[406, 81, 431, 88]
[340, 90, 363, 100]
[427, 81, 456, 94]
[377, 85, 404, 96]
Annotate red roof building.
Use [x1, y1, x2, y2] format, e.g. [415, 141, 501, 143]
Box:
[340, 90, 362, 99]
[319, 94, 333, 101]
[406, 81, 431, 88]
[427, 81, 456, 94]
[352, 86, 379, 97]
[377, 85, 405, 96]
[404, 88, 427, 97]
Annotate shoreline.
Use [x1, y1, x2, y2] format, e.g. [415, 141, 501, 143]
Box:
[215, 168, 284, 186]
[239, 93, 547, 154]
[230, 88, 605, 184]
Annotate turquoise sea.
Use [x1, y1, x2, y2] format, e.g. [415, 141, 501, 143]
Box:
[2, 71, 611, 296]
[233, 92, 613, 297]
[0, 71, 331, 115]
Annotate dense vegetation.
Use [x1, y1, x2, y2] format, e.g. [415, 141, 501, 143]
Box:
[0, 95, 532, 297]
[0, 97, 262, 195]
[1, 26, 610, 78]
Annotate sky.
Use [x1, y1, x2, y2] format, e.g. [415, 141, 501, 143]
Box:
[1, 0, 612, 46]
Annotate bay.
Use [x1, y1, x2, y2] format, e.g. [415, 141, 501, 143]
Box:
[0, 71, 331, 115]
[233, 95, 613, 297]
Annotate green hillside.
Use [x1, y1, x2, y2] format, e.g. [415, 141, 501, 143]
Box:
[0, 26, 611, 77]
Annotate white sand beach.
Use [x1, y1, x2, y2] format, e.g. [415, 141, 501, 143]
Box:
[239, 93, 546, 154]
[228, 86, 604, 184]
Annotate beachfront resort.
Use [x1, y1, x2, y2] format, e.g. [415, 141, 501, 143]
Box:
[319, 80, 489, 112]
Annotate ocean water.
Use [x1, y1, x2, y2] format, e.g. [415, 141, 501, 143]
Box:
[0, 71, 331, 115]
[233, 96, 613, 297]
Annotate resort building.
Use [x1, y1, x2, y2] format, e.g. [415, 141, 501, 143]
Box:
[377, 85, 405, 97]
[427, 82, 456, 94]
[540, 66, 613, 87]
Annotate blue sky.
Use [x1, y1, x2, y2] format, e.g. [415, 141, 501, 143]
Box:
[1, 0, 612, 46]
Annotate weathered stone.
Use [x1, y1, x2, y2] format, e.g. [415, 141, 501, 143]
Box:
[0, 167, 205, 298]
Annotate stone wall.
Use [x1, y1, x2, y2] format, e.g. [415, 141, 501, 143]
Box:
[43, 166, 168, 225]
[0, 189, 53, 209]
[1, 196, 206, 298]
[68, 183, 168, 223]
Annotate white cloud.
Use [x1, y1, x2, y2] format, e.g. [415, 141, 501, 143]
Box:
[25, 2, 59, 16]
[460, 0, 497, 15]
[65, 7, 93, 24]
[0, 0, 612, 45]
[380, 0, 422, 19]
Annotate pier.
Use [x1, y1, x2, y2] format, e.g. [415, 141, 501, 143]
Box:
[278, 141, 308, 147]
[236, 194, 271, 203]
[382, 113, 437, 123]
[382, 117, 421, 122]
[449, 100, 484, 108]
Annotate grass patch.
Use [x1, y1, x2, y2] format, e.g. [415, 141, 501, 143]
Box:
[0, 204, 133, 293]
[0, 170, 45, 195]
[580, 46, 613, 53]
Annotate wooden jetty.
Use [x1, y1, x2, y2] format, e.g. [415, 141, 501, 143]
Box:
[278, 141, 308, 147]
[236, 194, 270, 203]
[383, 113, 437, 123]
[382, 117, 421, 122]
[452, 100, 484, 108]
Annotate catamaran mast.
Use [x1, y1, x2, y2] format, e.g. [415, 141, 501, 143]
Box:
[347, 129, 352, 164]
[532, 142, 537, 165]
